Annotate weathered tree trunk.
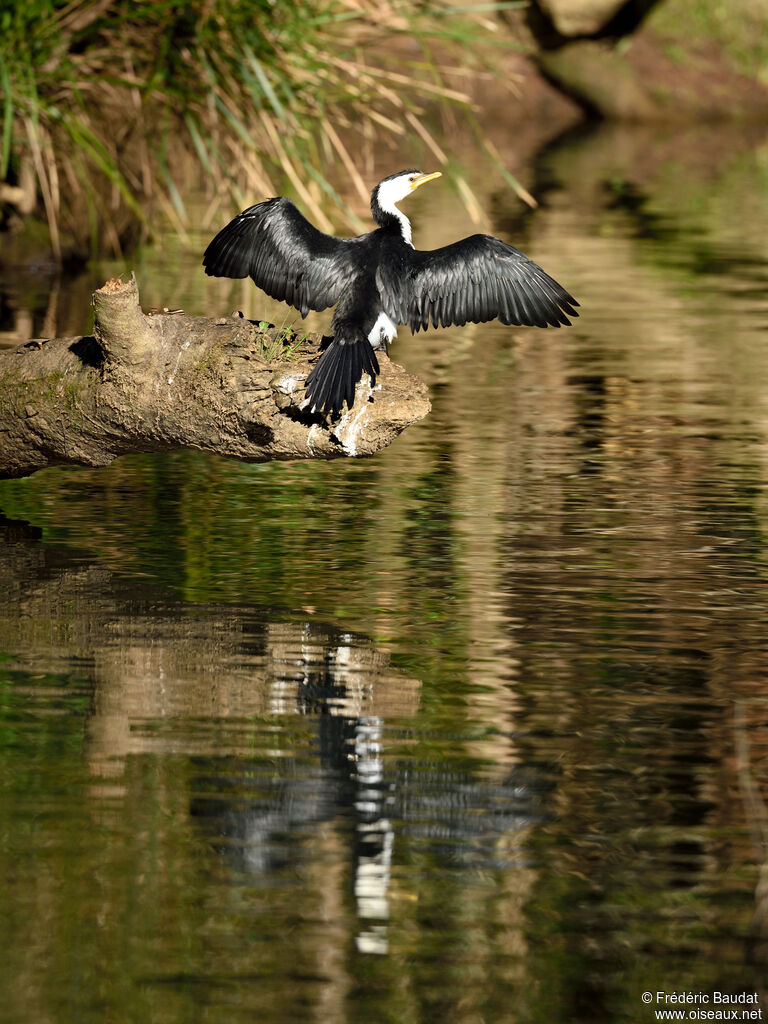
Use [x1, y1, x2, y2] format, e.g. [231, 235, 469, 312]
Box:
[0, 276, 430, 479]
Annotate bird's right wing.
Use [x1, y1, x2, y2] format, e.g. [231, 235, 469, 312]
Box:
[405, 234, 579, 332]
[203, 197, 363, 316]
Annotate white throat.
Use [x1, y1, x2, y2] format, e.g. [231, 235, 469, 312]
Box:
[376, 180, 414, 247]
[390, 208, 412, 246]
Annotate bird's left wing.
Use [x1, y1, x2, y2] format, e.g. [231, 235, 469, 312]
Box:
[405, 234, 579, 332]
[203, 197, 363, 316]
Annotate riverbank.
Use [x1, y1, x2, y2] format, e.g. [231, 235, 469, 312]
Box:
[1, 0, 767, 267]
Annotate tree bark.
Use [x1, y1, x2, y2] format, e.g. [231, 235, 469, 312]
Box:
[0, 275, 431, 479]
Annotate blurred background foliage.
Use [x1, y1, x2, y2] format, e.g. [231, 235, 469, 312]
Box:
[0, 0, 527, 259]
[1, 0, 767, 262]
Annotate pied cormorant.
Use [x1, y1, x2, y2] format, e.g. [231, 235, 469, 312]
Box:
[203, 169, 579, 416]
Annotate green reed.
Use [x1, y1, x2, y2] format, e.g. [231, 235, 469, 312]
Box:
[0, 0, 525, 260]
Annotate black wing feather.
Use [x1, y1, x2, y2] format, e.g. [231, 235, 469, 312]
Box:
[203, 197, 363, 317]
[406, 234, 579, 332]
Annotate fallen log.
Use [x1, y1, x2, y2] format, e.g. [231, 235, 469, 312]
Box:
[0, 275, 431, 479]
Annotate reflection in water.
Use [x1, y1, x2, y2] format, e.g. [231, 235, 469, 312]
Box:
[0, 515, 547, 1021]
[2, 123, 768, 1022]
[353, 717, 393, 954]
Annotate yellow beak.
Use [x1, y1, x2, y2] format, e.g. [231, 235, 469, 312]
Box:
[409, 171, 442, 191]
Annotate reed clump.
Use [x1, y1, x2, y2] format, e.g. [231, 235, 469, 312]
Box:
[0, 0, 523, 260]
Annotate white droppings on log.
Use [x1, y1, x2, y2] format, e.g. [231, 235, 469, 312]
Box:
[276, 373, 305, 396]
[333, 372, 376, 457]
[307, 424, 322, 455]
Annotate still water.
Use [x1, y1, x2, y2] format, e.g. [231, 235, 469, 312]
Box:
[2, 124, 768, 1023]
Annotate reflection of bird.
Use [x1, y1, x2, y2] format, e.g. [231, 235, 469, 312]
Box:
[203, 169, 579, 417]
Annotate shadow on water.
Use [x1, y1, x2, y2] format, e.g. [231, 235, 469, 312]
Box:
[3, 121, 768, 1021]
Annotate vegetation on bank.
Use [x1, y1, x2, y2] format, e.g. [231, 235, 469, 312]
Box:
[2, 0, 766, 262]
[0, 0, 524, 260]
[646, 0, 768, 81]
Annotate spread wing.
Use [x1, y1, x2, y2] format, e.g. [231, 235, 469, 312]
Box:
[203, 197, 363, 316]
[406, 235, 579, 332]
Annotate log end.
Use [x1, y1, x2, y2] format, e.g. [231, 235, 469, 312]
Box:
[267, 354, 431, 459]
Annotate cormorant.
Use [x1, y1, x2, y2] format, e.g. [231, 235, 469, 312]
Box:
[203, 169, 578, 416]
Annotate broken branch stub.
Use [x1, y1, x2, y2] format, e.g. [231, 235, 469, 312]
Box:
[0, 276, 431, 479]
[92, 273, 156, 365]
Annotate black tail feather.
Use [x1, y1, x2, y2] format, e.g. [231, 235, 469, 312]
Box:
[304, 337, 380, 416]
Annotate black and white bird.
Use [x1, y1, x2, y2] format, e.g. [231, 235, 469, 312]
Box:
[203, 169, 578, 416]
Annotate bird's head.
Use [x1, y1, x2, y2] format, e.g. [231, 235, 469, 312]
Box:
[374, 169, 442, 210]
[371, 169, 441, 239]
